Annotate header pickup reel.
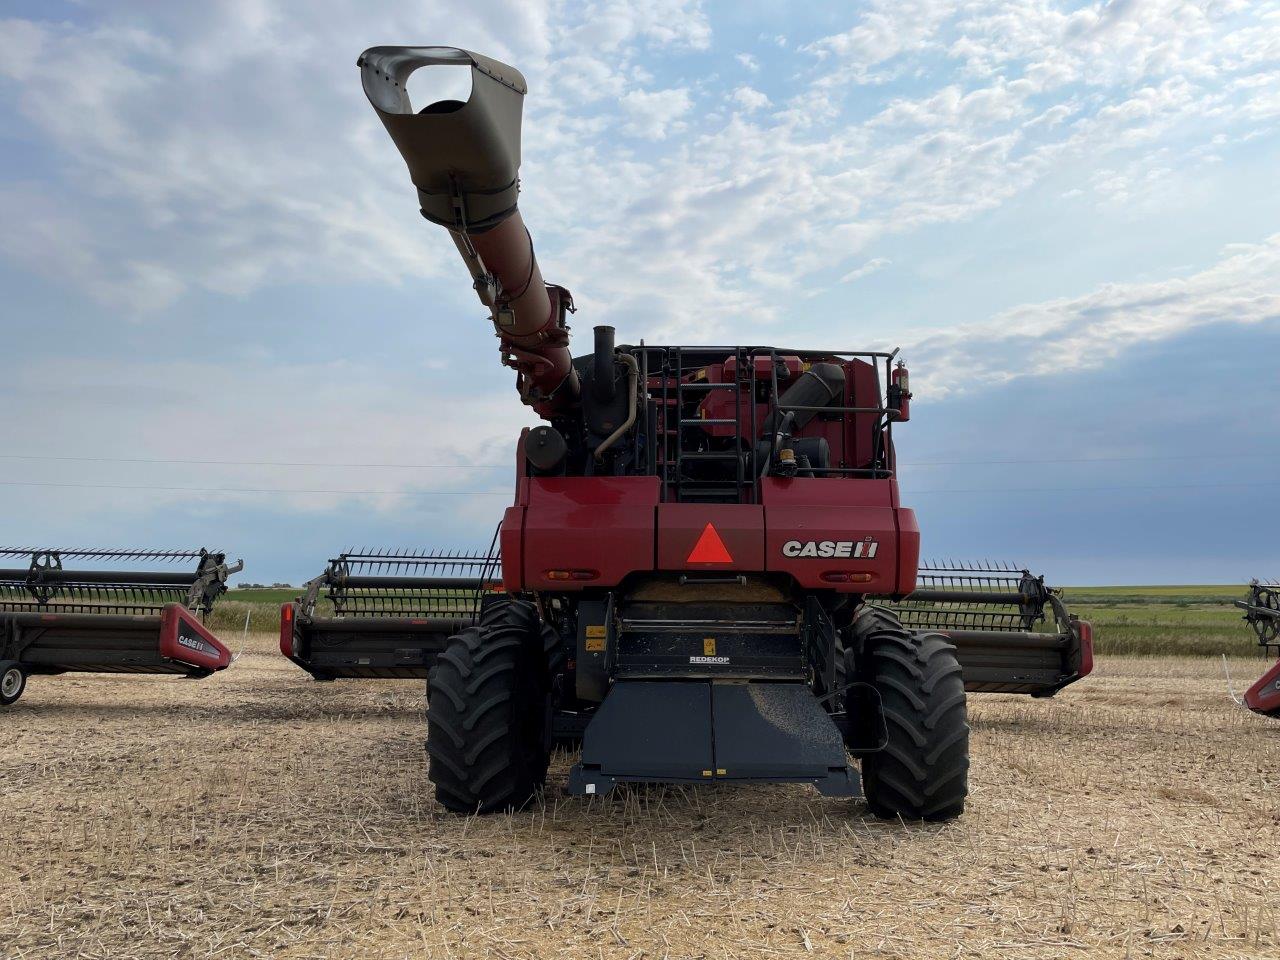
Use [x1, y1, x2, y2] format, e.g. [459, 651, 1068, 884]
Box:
[280, 546, 502, 680]
[0, 548, 242, 707]
[878, 562, 1093, 697]
[1235, 579, 1280, 718]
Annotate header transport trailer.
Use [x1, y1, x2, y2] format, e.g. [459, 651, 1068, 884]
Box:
[1236, 579, 1280, 718]
[325, 44, 1095, 820]
[0, 548, 241, 706]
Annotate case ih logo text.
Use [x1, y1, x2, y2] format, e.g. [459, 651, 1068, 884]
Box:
[782, 538, 879, 559]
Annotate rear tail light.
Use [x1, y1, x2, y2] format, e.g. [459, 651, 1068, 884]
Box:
[545, 569, 599, 582]
[821, 571, 874, 584]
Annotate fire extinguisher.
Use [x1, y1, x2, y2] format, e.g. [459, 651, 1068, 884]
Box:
[890, 360, 911, 422]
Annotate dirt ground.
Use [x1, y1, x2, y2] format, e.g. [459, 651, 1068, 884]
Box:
[1, 637, 1277, 960]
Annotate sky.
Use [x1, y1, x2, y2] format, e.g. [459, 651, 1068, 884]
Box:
[0, 0, 1277, 586]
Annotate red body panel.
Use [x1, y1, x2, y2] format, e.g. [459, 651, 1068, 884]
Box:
[501, 505, 525, 591]
[1245, 657, 1280, 717]
[519, 477, 659, 590]
[511, 472, 915, 594]
[656, 503, 764, 571]
[159, 604, 232, 672]
[894, 507, 921, 597]
[1075, 620, 1095, 678]
[761, 478, 904, 594]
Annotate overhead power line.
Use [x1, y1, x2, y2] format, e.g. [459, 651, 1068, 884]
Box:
[0, 479, 1277, 498]
[1, 452, 1276, 470]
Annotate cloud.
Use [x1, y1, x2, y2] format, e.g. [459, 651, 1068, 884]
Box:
[734, 53, 759, 73]
[906, 233, 1280, 395]
[0, 184, 186, 313]
[530, 1, 1280, 343]
[0, 1, 708, 313]
[839, 257, 890, 283]
[802, 0, 951, 82]
[0, 1, 1277, 349]
[730, 85, 770, 112]
[620, 87, 694, 139]
[0, 350, 534, 519]
[565, 0, 711, 52]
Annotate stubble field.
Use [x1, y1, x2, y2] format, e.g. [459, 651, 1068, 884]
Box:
[1, 632, 1278, 960]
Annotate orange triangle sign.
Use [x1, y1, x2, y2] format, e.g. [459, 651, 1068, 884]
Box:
[687, 522, 733, 564]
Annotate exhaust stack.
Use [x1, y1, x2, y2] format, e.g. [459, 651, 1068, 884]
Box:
[359, 46, 578, 416]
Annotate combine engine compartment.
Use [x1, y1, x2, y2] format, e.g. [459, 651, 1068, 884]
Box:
[503, 343, 918, 600]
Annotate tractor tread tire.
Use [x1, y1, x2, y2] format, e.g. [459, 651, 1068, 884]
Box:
[427, 598, 550, 814]
[853, 608, 969, 822]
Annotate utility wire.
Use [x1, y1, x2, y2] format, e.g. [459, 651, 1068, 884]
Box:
[1, 452, 1276, 470]
[1, 479, 1277, 497]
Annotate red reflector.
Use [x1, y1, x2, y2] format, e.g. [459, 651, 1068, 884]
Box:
[1076, 620, 1094, 677]
[279, 603, 296, 659]
[687, 523, 733, 564]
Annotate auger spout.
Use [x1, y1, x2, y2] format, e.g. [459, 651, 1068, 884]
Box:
[358, 46, 578, 416]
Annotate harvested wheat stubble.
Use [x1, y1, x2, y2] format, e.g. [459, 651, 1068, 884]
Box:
[0, 636, 1277, 960]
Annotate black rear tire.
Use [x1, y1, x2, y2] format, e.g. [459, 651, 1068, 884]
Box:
[426, 597, 551, 814]
[851, 608, 969, 821]
[0, 661, 26, 706]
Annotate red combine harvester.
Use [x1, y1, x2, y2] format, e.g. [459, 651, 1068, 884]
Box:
[0, 548, 241, 706]
[1235, 580, 1280, 718]
[297, 45, 1094, 820]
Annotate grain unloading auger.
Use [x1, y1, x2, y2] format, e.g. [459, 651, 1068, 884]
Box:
[0, 548, 241, 706]
[1235, 579, 1280, 718]
[347, 44, 1095, 820]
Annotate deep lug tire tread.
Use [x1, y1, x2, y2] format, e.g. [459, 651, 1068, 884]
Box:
[851, 609, 969, 822]
[426, 598, 550, 814]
